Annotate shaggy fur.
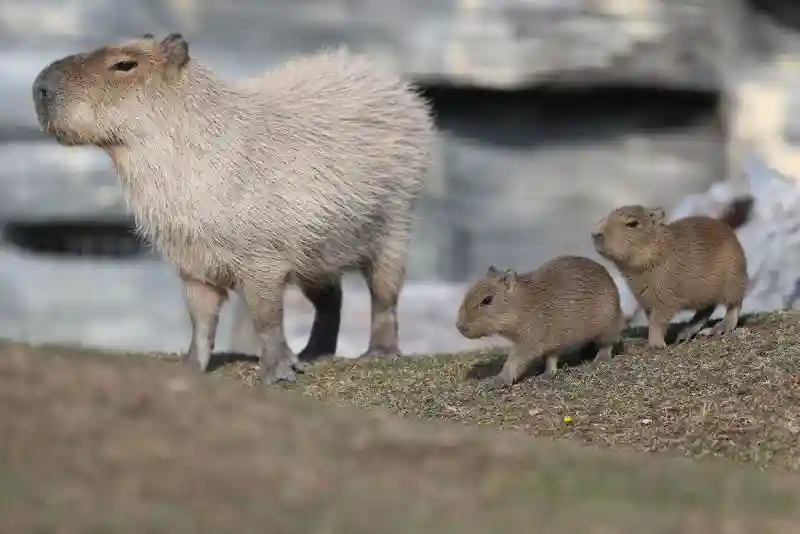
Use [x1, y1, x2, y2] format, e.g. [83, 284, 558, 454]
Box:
[456, 256, 624, 390]
[592, 196, 753, 349]
[32, 33, 437, 385]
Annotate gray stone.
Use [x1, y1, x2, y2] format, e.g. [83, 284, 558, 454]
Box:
[1, 0, 798, 356]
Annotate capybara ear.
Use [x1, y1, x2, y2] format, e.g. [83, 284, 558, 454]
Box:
[160, 33, 190, 68]
[647, 207, 666, 225]
[487, 265, 500, 276]
[501, 269, 517, 291]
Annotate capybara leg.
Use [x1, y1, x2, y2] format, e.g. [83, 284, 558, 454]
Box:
[710, 304, 741, 336]
[593, 344, 613, 365]
[297, 275, 342, 362]
[540, 354, 560, 381]
[645, 307, 675, 349]
[675, 305, 716, 344]
[181, 275, 227, 372]
[240, 273, 297, 386]
[483, 346, 542, 391]
[360, 251, 405, 359]
[593, 322, 621, 365]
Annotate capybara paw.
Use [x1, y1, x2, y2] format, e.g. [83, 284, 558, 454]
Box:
[360, 346, 400, 359]
[180, 350, 209, 372]
[708, 321, 732, 337]
[647, 339, 667, 349]
[675, 328, 696, 344]
[259, 359, 297, 386]
[479, 376, 509, 392]
[593, 348, 613, 364]
[297, 346, 334, 362]
[291, 361, 312, 374]
[539, 370, 557, 381]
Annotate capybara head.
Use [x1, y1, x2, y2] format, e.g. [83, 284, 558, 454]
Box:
[456, 266, 520, 339]
[591, 205, 666, 269]
[32, 33, 190, 146]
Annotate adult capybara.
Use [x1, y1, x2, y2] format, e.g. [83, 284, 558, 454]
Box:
[32, 33, 437, 384]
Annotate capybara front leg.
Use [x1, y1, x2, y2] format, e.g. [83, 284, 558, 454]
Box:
[360, 252, 405, 359]
[297, 275, 342, 362]
[181, 274, 227, 372]
[240, 273, 297, 386]
[482, 345, 543, 391]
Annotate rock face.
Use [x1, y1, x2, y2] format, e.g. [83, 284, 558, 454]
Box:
[1, 0, 799, 355]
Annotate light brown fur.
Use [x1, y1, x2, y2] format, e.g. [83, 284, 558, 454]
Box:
[456, 256, 624, 390]
[32, 33, 437, 385]
[592, 196, 753, 349]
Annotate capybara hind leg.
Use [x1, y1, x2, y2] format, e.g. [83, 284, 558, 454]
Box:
[675, 305, 716, 344]
[360, 251, 405, 359]
[710, 304, 741, 337]
[240, 272, 297, 386]
[181, 275, 227, 372]
[297, 275, 342, 362]
[593, 344, 613, 365]
[592, 322, 621, 366]
[646, 307, 674, 349]
[540, 354, 560, 381]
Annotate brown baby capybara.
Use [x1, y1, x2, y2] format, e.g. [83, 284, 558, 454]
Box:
[591, 195, 754, 349]
[456, 256, 624, 390]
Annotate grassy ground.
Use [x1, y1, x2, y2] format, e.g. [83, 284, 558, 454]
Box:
[218, 311, 800, 471]
[2, 311, 800, 532]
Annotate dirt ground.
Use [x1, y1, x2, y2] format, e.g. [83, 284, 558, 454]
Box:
[3, 311, 800, 533]
[231, 311, 800, 471]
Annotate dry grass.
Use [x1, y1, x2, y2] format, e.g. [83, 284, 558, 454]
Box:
[218, 311, 800, 471]
[3, 311, 800, 532]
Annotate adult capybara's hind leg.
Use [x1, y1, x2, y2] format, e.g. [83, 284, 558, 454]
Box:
[297, 275, 342, 362]
[360, 238, 408, 358]
[181, 275, 227, 372]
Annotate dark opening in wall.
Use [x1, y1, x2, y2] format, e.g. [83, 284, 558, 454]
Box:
[417, 84, 720, 144]
[413, 83, 722, 281]
[749, 0, 800, 31]
[2, 220, 151, 259]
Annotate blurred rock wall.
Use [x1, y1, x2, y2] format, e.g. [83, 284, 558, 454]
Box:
[2, 0, 800, 355]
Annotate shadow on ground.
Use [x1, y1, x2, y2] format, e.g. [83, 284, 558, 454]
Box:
[2, 312, 800, 533]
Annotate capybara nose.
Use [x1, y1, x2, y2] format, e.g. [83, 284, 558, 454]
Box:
[32, 68, 62, 107]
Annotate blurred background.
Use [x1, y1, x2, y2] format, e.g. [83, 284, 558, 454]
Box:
[1, 0, 799, 358]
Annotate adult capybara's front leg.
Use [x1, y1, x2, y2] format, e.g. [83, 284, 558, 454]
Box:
[240, 271, 297, 385]
[181, 274, 227, 372]
[297, 275, 342, 362]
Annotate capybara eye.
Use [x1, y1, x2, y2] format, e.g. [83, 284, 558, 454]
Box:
[110, 60, 138, 72]
[625, 220, 639, 228]
[481, 296, 493, 306]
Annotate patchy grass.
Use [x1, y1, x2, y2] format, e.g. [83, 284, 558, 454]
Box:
[218, 311, 800, 471]
[4, 328, 800, 533]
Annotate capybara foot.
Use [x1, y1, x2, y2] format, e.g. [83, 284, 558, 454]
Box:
[479, 376, 510, 392]
[292, 361, 313, 374]
[259, 358, 297, 386]
[539, 369, 557, 381]
[675, 326, 698, 344]
[181, 347, 210, 372]
[360, 346, 400, 359]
